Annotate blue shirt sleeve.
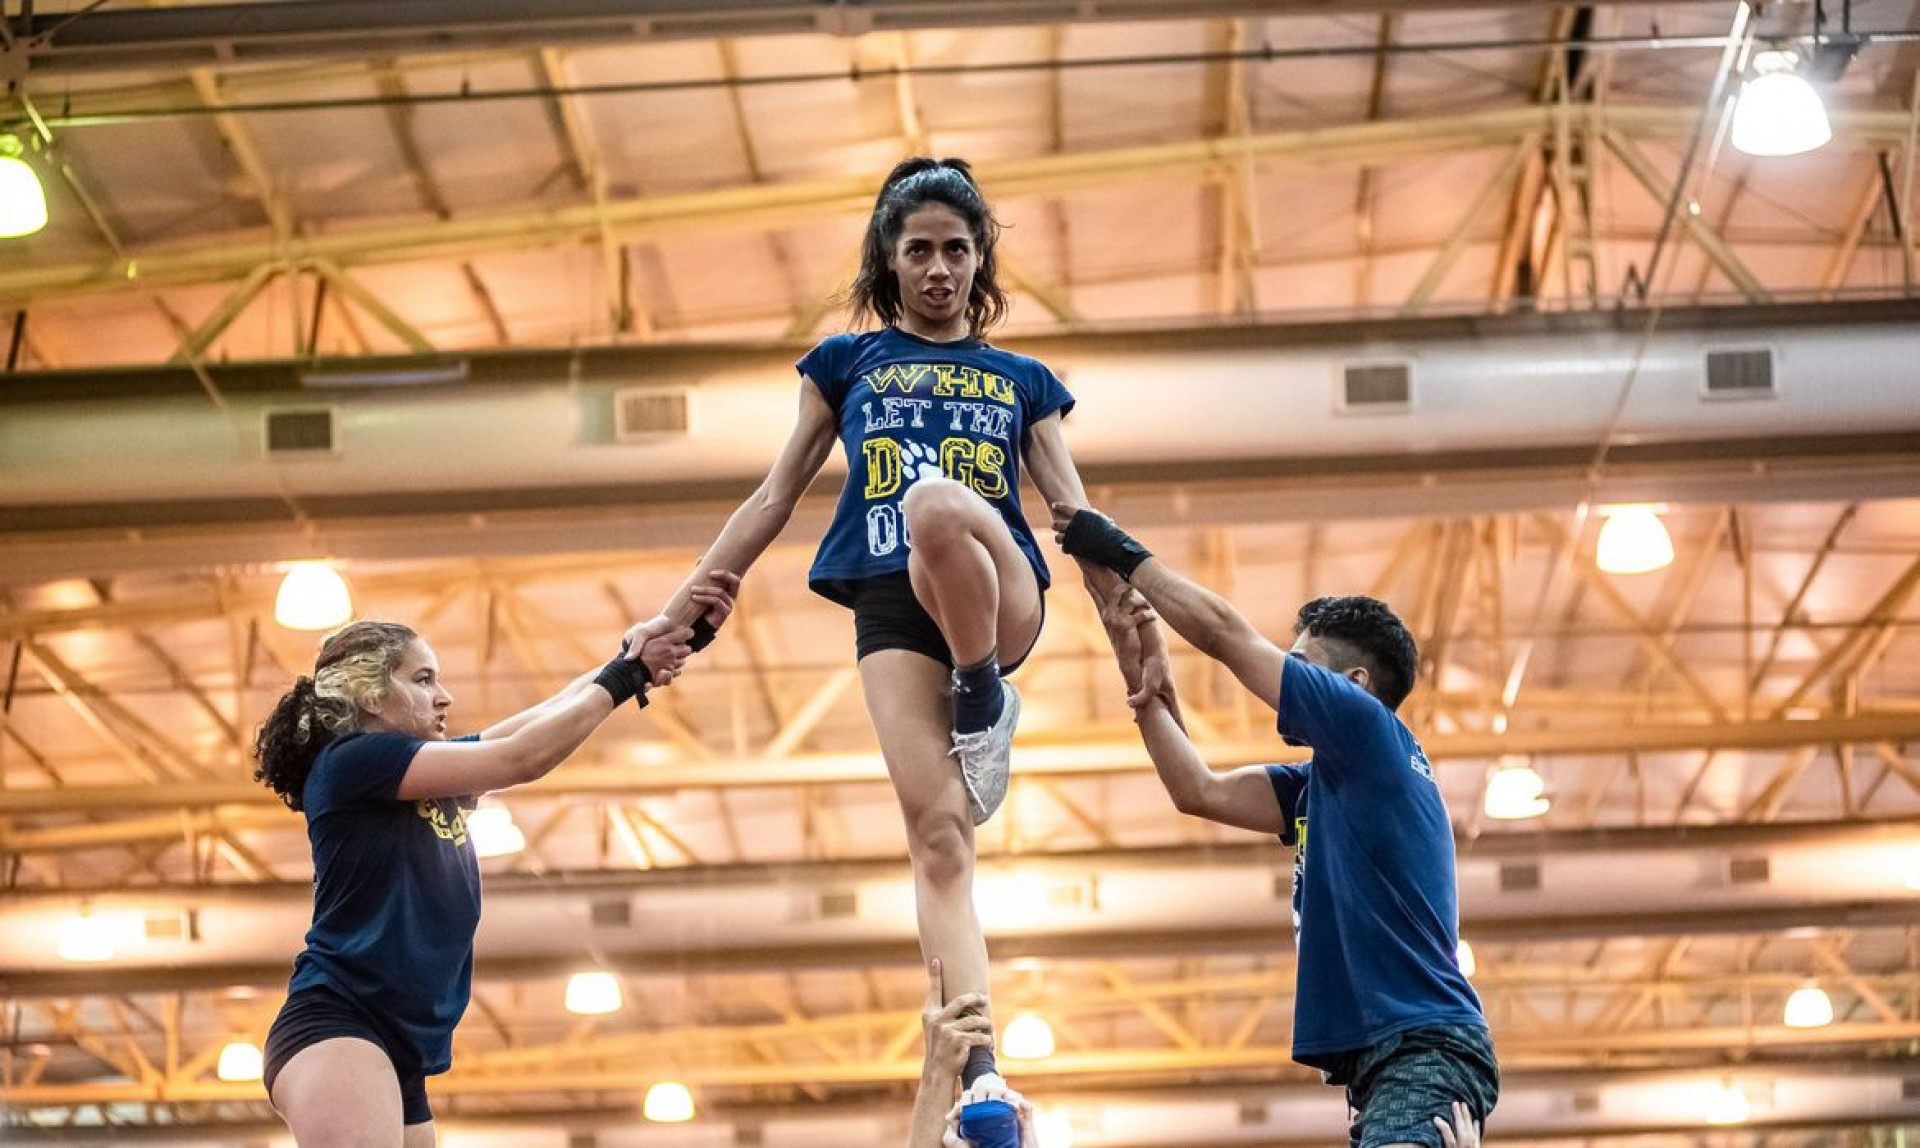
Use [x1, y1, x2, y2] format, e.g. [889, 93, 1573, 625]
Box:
[1024, 359, 1075, 426]
[1265, 763, 1310, 845]
[796, 335, 853, 409]
[1276, 658, 1396, 783]
[305, 731, 423, 814]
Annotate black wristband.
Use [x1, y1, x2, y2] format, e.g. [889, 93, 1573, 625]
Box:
[593, 655, 652, 708]
[1061, 509, 1153, 580]
[689, 617, 719, 653]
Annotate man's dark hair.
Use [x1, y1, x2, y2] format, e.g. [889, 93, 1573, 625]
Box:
[1294, 596, 1419, 711]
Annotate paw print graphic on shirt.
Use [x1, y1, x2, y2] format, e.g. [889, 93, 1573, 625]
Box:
[901, 440, 944, 485]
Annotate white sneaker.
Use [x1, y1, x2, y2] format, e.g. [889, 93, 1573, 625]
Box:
[952, 681, 1020, 825]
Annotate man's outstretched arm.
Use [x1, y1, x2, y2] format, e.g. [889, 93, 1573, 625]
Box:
[1055, 502, 1289, 714]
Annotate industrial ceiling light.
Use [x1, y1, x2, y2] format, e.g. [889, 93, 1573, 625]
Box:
[1731, 50, 1833, 157]
[467, 802, 525, 859]
[1783, 982, 1834, 1028]
[1704, 1080, 1750, 1124]
[1483, 759, 1550, 820]
[274, 561, 354, 630]
[1595, 506, 1675, 575]
[642, 1080, 695, 1122]
[0, 134, 49, 239]
[215, 1040, 264, 1082]
[1455, 939, 1477, 978]
[1003, 1011, 1057, 1060]
[57, 913, 116, 963]
[565, 971, 623, 1016]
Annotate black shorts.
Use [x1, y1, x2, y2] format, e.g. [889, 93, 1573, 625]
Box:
[850, 570, 1043, 674]
[1337, 1024, 1500, 1148]
[264, 984, 434, 1126]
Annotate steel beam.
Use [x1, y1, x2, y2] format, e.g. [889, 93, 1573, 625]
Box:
[7, 713, 1920, 816]
[13, 1, 1734, 74]
[5, 104, 1910, 306]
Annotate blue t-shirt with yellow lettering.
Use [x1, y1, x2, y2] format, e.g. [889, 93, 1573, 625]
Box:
[797, 327, 1075, 606]
[287, 731, 481, 1075]
[1264, 658, 1485, 1076]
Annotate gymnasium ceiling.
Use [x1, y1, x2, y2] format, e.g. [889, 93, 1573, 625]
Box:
[5, 1, 1920, 1145]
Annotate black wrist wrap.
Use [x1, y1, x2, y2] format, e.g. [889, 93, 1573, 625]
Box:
[593, 656, 652, 708]
[1062, 510, 1153, 581]
[689, 617, 719, 653]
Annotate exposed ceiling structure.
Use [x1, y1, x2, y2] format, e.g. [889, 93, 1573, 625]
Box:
[4, 1, 1920, 1146]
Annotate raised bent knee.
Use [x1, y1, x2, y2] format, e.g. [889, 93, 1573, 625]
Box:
[901, 478, 975, 545]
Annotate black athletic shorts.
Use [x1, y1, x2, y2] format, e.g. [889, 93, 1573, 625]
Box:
[264, 984, 434, 1126]
[849, 570, 1043, 673]
[1333, 1023, 1500, 1148]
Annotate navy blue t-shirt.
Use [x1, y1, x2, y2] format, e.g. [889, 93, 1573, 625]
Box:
[1265, 658, 1485, 1072]
[797, 327, 1075, 605]
[287, 731, 481, 1075]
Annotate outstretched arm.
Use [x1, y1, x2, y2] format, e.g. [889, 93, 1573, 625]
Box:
[1054, 503, 1288, 714]
[1106, 617, 1286, 833]
[399, 631, 688, 800]
[624, 380, 837, 653]
[1025, 414, 1170, 704]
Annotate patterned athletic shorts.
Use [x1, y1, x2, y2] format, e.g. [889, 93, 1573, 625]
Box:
[1337, 1023, 1499, 1148]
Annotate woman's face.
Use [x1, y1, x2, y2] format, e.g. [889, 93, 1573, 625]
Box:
[889, 202, 978, 338]
[365, 638, 453, 740]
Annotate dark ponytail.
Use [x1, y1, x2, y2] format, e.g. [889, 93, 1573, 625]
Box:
[848, 156, 1009, 335]
[253, 676, 331, 811]
[253, 620, 417, 811]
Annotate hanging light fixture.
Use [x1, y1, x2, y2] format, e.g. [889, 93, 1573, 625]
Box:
[1783, 982, 1834, 1028]
[467, 802, 526, 859]
[274, 561, 354, 630]
[643, 1080, 696, 1122]
[1456, 939, 1477, 978]
[0, 135, 49, 239]
[1595, 505, 1675, 575]
[1483, 758, 1550, 820]
[1705, 1080, 1750, 1124]
[216, 1040, 265, 1082]
[1731, 50, 1832, 157]
[57, 913, 117, 963]
[1003, 1011, 1057, 1059]
[565, 970, 623, 1016]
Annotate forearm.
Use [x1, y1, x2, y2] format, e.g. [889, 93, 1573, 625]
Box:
[1129, 559, 1260, 662]
[907, 1066, 953, 1148]
[665, 490, 793, 623]
[483, 669, 599, 740]
[492, 686, 616, 786]
[1135, 699, 1213, 816]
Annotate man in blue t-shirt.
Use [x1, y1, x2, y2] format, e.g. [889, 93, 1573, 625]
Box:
[1054, 504, 1498, 1148]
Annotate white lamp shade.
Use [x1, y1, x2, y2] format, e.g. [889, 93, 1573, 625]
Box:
[1731, 53, 1832, 158]
[1003, 1011, 1057, 1059]
[1456, 940, 1477, 978]
[1483, 765, 1550, 820]
[1705, 1081, 1750, 1124]
[58, 915, 116, 963]
[467, 804, 525, 859]
[216, 1040, 264, 1082]
[0, 152, 49, 239]
[1595, 507, 1675, 575]
[1783, 984, 1833, 1028]
[565, 971, 623, 1015]
[643, 1080, 695, 1122]
[274, 562, 354, 630]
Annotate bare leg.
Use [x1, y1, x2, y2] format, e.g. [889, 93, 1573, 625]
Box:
[402, 1122, 437, 1148]
[902, 477, 1042, 669]
[861, 651, 992, 1003]
[270, 1037, 405, 1147]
